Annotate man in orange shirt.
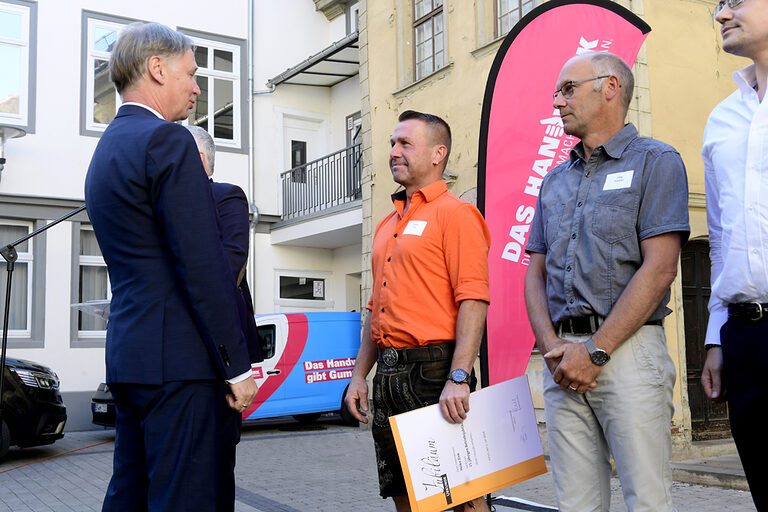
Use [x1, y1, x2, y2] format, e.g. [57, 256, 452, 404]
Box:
[345, 110, 491, 512]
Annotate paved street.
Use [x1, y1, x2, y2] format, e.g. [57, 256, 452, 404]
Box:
[0, 416, 755, 511]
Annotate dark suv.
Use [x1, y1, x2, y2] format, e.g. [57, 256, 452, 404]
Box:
[0, 357, 67, 461]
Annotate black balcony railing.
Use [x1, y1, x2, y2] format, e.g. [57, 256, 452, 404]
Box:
[280, 143, 362, 221]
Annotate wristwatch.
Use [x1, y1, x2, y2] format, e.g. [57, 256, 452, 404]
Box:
[447, 368, 471, 385]
[584, 338, 610, 366]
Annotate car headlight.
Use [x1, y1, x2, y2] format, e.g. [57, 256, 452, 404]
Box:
[11, 368, 60, 389]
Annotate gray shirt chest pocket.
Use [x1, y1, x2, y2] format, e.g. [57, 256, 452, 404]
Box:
[592, 201, 636, 244]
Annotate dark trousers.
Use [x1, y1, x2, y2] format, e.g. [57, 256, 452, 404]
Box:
[722, 317, 768, 511]
[102, 381, 241, 512]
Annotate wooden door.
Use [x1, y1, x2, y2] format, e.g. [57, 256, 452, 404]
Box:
[681, 239, 730, 439]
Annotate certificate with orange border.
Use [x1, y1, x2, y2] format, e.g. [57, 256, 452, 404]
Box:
[389, 376, 546, 512]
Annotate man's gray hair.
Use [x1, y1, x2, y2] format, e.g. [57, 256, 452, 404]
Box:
[186, 125, 215, 174]
[109, 22, 193, 94]
[590, 53, 634, 112]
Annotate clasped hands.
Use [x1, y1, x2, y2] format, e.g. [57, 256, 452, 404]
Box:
[544, 338, 601, 394]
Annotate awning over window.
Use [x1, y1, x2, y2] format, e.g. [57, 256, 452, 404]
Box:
[267, 31, 359, 88]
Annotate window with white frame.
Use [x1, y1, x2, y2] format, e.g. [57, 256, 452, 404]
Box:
[0, 0, 35, 130]
[185, 33, 243, 149]
[81, 18, 246, 150]
[497, 0, 535, 37]
[77, 226, 110, 335]
[0, 219, 33, 337]
[413, 0, 444, 81]
[275, 271, 333, 309]
[82, 13, 129, 134]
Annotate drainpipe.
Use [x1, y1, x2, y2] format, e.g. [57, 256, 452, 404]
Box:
[247, 0, 257, 302]
[248, 0, 276, 310]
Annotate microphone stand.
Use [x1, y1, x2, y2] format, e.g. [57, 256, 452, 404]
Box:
[0, 204, 87, 433]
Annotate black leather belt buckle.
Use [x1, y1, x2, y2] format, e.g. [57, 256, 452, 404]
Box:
[729, 302, 768, 321]
[559, 315, 599, 335]
[381, 347, 398, 367]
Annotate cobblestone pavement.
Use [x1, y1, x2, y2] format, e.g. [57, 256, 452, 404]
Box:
[0, 417, 755, 511]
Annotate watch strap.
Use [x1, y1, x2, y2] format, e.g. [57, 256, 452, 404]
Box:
[584, 338, 610, 365]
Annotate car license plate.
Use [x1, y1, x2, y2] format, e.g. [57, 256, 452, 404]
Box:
[93, 403, 108, 413]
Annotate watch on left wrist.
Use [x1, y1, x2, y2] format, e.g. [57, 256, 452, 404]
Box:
[584, 338, 610, 366]
[447, 368, 470, 385]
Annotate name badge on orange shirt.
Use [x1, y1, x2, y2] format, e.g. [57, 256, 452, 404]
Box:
[403, 220, 427, 236]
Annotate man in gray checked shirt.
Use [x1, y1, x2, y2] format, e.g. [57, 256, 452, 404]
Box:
[524, 52, 690, 512]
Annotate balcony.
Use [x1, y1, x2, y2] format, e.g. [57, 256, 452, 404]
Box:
[271, 143, 362, 249]
[280, 143, 362, 222]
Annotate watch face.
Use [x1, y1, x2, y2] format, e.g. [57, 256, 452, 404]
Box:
[590, 350, 610, 366]
[450, 369, 469, 383]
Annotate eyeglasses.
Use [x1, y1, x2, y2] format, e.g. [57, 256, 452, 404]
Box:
[553, 75, 610, 100]
[715, 0, 746, 16]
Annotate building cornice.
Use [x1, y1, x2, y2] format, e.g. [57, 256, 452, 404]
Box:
[314, 0, 347, 20]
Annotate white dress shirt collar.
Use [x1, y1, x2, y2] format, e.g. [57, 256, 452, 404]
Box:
[734, 64, 759, 99]
[122, 101, 164, 120]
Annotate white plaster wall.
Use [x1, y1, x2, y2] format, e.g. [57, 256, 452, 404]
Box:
[251, 234, 363, 315]
[330, 76, 363, 149]
[212, 152, 250, 193]
[252, 0, 346, 87]
[331, 243, 363, 310]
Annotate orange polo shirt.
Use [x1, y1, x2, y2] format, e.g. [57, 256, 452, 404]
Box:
[367, 179, 491, 348]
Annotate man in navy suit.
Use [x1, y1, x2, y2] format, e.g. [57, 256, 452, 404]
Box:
[84, 22, 258, 512]
[186, 125, 263, 364]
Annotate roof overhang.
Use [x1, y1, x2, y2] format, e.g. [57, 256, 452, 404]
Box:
[267, 31, 359, 88]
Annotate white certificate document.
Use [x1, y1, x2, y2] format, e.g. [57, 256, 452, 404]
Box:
[389, 375, 546, 512]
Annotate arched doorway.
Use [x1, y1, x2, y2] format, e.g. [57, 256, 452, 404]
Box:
[681, 238, 730, 440]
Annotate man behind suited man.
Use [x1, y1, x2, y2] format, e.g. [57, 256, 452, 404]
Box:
[187, 125, 263, 364]
[84, 22, 258, 511]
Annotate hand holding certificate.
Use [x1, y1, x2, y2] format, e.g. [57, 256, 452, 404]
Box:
[389, 375, 546, 512]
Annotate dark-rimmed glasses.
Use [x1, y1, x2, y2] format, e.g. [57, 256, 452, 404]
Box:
[553, 75, 610, 100]
[715, 0, 746, 16]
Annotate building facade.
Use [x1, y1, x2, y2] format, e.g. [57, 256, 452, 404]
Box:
[358, 0, 747, 455]
[1, 0, 250, 430]
[1, 0, 367, 431]
[250, 0, 363, 317]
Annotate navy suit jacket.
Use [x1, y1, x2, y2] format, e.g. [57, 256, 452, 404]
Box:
[210, 181, 263, 363]
[85, 105, 251, 384]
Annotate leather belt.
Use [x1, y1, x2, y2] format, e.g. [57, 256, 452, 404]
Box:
[377, 341, 454, 368]
[728, 302, 768, 322]
[557, 315, 662, 335]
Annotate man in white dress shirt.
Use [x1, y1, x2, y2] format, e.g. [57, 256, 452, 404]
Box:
[702, 1, 768, 509]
